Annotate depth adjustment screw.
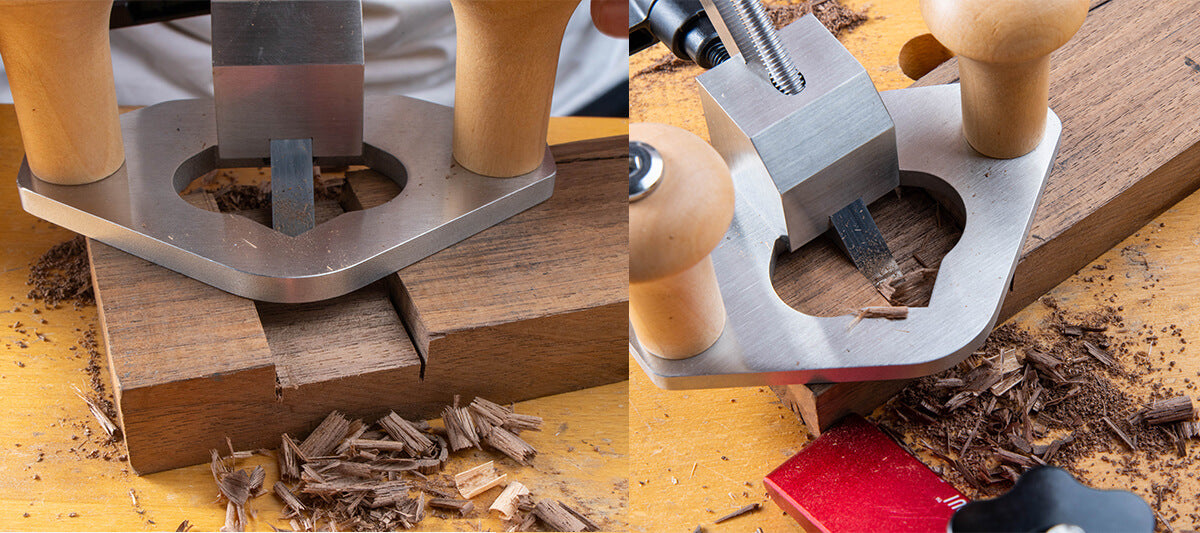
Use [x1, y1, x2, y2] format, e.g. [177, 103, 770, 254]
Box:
[712, 0, 805, 94]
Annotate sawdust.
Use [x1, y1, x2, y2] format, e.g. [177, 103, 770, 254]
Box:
[210, 180, 345, 213]
[26, 236, 93, 307]
[78, 327, 117, 427]
[873, 300, 1198, 525]
[632, 0, 868, 80]
[767, 0, 867, 36]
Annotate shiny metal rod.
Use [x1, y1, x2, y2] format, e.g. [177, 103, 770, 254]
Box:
[703, 0, 805, 94]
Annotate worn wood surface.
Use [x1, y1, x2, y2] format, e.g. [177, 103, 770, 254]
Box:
[0, 110, 628, 531]
[629, 0, 1200, 530]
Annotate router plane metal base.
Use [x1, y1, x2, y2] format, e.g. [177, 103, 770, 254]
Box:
[631, 84, 1061, 390]
[16, 94, 556, 303]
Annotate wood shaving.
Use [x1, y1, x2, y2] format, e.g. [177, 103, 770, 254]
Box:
[226, 397, 559, 531]
[455, 461, 507, 499]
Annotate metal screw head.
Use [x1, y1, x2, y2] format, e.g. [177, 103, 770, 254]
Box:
[629, 141, 664, 201]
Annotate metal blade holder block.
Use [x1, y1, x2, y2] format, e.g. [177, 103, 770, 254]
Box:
[629, 15, 1061, 389]
[16, 0, 556, 303]
[698, 13, 899, 252]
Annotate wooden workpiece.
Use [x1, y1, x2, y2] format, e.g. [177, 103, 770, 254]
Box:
[629, 123, 734, 359]
[0, 0, 124, 184]
[450, 0, 581, 177]
[630, 0, 1200, 530]
[0, 111, 628, 531]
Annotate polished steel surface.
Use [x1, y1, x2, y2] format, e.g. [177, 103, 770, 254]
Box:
[829, 198, 900, 287]
[631, 84, 1061, 389]
[269, 138, 315, 237]
[698, 15, 898, 253]
[628, 141, 664, 201]
[211, 0, 364, 160]
[16, 95, 556, 303]
[211, 0, 363, 67]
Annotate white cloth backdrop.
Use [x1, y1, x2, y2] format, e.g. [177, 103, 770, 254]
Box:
[0, 0, 628, 115]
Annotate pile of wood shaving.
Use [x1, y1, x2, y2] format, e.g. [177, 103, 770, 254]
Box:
[874, 300, 1198, 515]
[880, 267, 939, 307]
[26, 236, 93, 307]
[767, 0, 867, 36]
[212, 397, 598, 532]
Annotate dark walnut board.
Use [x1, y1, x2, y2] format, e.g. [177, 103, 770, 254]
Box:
[777, 0, 1200, 436]
[89, 136, 628, 474]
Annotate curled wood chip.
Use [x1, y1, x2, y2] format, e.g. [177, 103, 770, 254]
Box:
[429, 497, 474, 517]
[489, 481, 531, 520]
[1180, 420, 1200, 439]
[218, 468, 253, 507]
[858, 306, 909, 319]
[1082, 340, 1116, 367]
[470, 397, 543, 433]
[443, 398, 481, 451]
[1142, 395, 1195, 425]
[482, 426, 537, 465]
[994, 449, 1038, 469]
[369, 480, 415, 509]
[379, 412, 435, 456]
[455, 461, 507, 499]
[990, 370, 1024, 397]
[279, 433, 303, 482]
[298, 411, 353, 458]
[219, 500, 244, 532]
[532, 499, 597, 532]
[846, 306, 909, 331]
[274, 481, 306, 514]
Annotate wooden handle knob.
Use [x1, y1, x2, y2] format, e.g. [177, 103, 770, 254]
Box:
[450, 0, 580, 177]
[0, 0, 124, 184]
[921, 0, 1087, 158]
[629, 123, 734, 359]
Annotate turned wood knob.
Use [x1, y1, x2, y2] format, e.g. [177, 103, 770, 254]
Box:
[922, 0, 1087, 159]
[0, 0, 124, 185]
[629, 123, 734, 359]
[450, 0, 580, 177]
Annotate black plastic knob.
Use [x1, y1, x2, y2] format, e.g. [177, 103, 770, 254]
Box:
[949, 467, 1153, 533]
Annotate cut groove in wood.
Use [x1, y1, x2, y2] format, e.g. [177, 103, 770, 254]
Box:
[772, 187, 962, 317]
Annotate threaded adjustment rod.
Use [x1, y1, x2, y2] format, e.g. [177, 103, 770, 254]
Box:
[710, 0, 805, 95]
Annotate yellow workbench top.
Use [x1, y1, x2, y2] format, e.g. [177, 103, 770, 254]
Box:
[0, 109, 629, 532]
[629, 0, 1200, 531]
